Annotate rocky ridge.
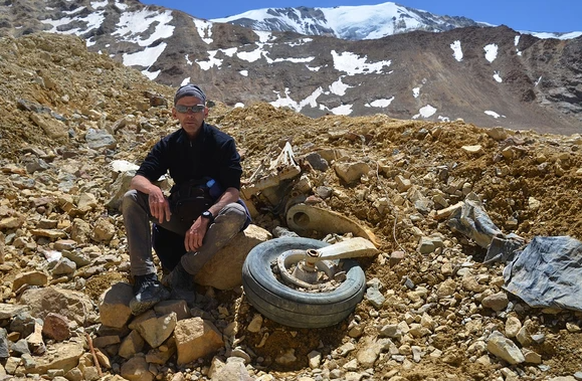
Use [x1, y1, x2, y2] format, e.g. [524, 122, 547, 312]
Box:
[1, 33, 582, 381]
[210, 3, 488, 40]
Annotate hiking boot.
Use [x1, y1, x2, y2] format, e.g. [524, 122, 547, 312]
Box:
[129, 273, 170, 315]
[162, 262, 196, 302]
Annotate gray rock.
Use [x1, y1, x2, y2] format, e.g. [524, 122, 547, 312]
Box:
[0, 328, 8, 359]
[486, 332, 525, 364]
[85, 128, 117, 150]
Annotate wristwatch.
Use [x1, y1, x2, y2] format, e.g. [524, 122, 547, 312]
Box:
[201, 210, 214, 222]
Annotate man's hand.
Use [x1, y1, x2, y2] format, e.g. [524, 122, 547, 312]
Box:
[130, 174, 171, 223]
[184, 217, 210, 252]
[148, 188, 171, 223]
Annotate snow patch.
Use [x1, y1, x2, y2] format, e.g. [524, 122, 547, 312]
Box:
[365, 97, 394, 108]
[450, 40, 463, 62]
[412, 87, 420, 98]
[484, 110, 506, 119]
[484, 44, 498, 63]
[193, 18, 213, 44]
[330, 104, 353, 115]
[331, 50, 391, 75]
[196, 50, 222, 70]
[255, 30, 275, 43]
[413, 105, 437, 119]
[329, 77, 352, 96]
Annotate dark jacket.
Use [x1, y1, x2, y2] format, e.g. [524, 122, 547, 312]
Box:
[136, 122, 242, 191]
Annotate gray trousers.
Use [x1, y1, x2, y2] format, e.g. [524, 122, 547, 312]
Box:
[122, 189, 247, 277]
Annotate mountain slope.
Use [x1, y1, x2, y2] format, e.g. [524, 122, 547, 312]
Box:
[0, 0, 580, 134]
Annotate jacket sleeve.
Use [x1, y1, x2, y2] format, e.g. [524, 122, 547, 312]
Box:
[136, 138, 170, 183]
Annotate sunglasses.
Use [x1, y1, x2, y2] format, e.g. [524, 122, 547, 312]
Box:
[175, 104, 205, 113]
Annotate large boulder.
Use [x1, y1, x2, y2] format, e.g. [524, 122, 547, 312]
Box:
[196, 224, 271, 290]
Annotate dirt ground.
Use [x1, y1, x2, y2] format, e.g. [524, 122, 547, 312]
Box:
[210, 105, 582, 379]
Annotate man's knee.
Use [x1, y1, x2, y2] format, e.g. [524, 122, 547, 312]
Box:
[121, 190, 138, 212]
[216, 202, 247, 231]
[219, 202, 246, 217]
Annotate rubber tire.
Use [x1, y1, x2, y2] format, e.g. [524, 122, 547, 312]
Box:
[242, 237, 366, 328]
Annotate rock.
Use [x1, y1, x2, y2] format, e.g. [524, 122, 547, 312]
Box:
[196, 224, 272, 290]
[133, 312, 177, 348]
[4, 356, 20, 375]
[0, 329, 8, 359]
[436, 278, 457, 298]
[395, 175, 412, 192]
[85, 129, 117, 150]
[378, 324, 401, 340]
[522, 349, 542, 364]
[486, 332, 525, 364]
[389, 251, 405, 266]
[51, 257, 77, 275]
[308, 350, 322, 369]
[154, 300, 191, 321]
[174, 317, 224, 365]
[94, 348, 111, 369]
[0, 304, 29, 320]
[481, 292, 509, 311]
[505, 316, 521, 338]
[0, 216, 25, 229]
[30, 228, 67, 239]
[9, 311, 36, 338]
[211, 358, 254, 381]
[118, 330, 145, 359]
[42, 313, 70, 341]
[365, 285, 385, 309]
[246, 314, 263, 333]
[99, 282, 134, 328]
[53, 240, 77, 251]
[92, 335, 120, 348]
[19, 286, 93, 326]
[417, 236, 436, 254]
[105, 170, 135, 210]
[516, 325, 533, 347]
[120, 355, 154, 381]
[487, 127, 509, 141]
[27, 321, 46, 355]
[304, 152, 329, 171]
[461, 145, 483, 154]
[30, 113, 69, 140]
[25, 341, 84, 374]
[145, 337, 176, 364]
[335, 342, 357, 357]
[92, 218, 116, 242]
[356, 337, 384, 367]
[334, 162, 371, 184]
[71, 218, 92, 243]
[275, 348, 297, 365]
[12, 271, 48, 291]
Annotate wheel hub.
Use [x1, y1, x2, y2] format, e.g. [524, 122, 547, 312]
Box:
[276, 249, 338, 289]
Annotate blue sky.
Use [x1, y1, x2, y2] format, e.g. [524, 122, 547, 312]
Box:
[140, 0, 581, 33]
